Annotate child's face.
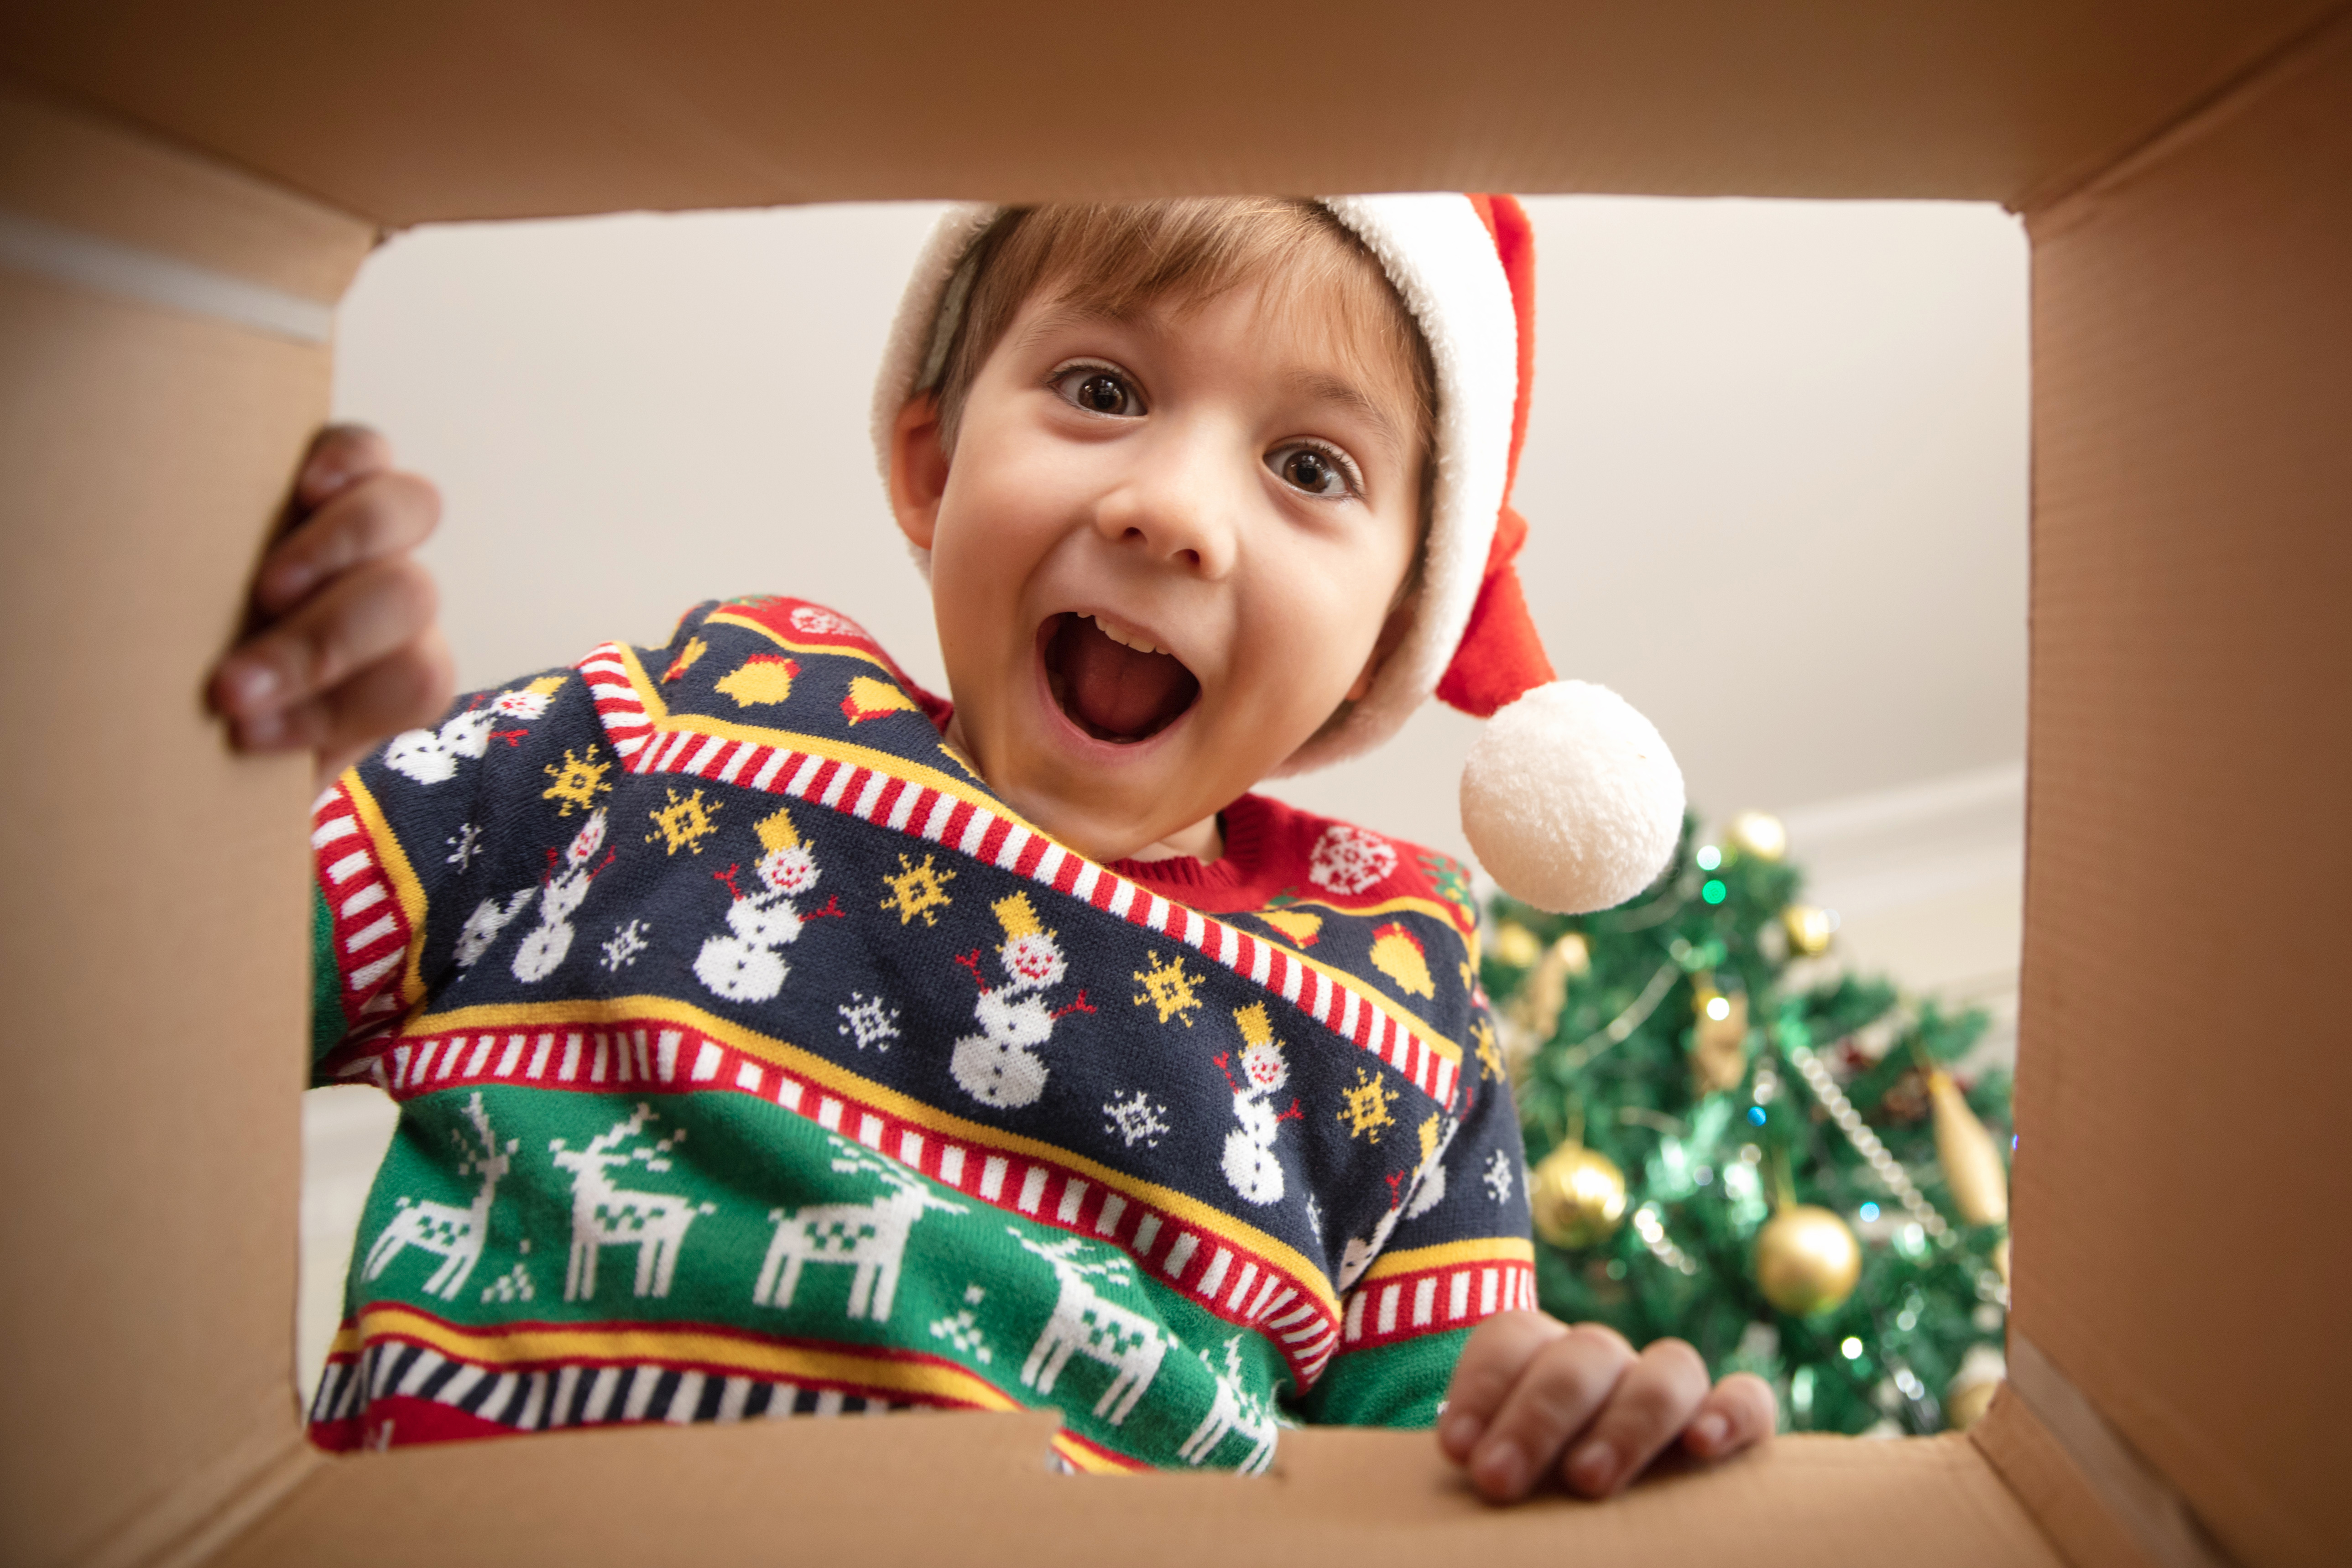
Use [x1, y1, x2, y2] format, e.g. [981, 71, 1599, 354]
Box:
[892, 277, 1424, 865]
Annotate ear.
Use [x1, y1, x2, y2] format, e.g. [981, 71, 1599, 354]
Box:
[1345, 587, 1419, 703]
[888, 392, 951, 552]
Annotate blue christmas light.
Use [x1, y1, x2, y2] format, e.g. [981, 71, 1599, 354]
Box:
[1860, 1202, 1881, 1221]
[1746, 1105, 1767, 1126]
[1701, 879, 1727, 904]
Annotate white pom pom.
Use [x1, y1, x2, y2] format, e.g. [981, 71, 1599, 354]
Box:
[1460, 681, 1684, 914]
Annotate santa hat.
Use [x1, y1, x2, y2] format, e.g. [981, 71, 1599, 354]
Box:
[871, 195, 1683, 914]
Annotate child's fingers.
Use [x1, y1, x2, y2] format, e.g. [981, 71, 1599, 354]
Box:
[216, 555, 439, 736]
[1437, 1311, 1567, 1461]
[1681, 1370, 1778, 1462]
[233, 627, 455, 769]
[306, 628, 456, 783]
[254, 468, 441, 615]
[294, 424, 397, 511]
[1557, 1336, 1711, 1497]
[1461, 1323, 1635, 1503]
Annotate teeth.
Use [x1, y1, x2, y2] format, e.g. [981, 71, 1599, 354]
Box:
[1091, 615, 1158, 656]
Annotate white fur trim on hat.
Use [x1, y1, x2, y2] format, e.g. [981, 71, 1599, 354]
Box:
[1461, 681, 1687, 914]
[867, 196, 1518, 743]
[871, 203, 1000, 584]
[1285, 194, 1518, 774]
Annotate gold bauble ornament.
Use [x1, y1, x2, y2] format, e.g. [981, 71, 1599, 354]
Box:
[1945, 1344, 2007, 1432]
[1530, 1143, 1628, 1250]
[1753, 1204, 1862, 1315]
[1553, 931, 1592, 977]
[1929, 1069, 2009, 1225]
[1726, 810, 1789, 861]
[1689, 973, 1750, 1094]
[1945, 1378, 1999, 1431]
[1493, 920, 1543, 969]
[1782, 904, 1836, 957]
[1502, 933, 1589, 1055]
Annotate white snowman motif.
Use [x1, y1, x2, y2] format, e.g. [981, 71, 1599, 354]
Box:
[384, 678, 562, 786]
[512, 810, 612, 982]
[1218, 1004, 1301, 1207]
[949, 892, 1094, 1110]
[453, 807, 614, 980]
[693, 807, 839, 1004]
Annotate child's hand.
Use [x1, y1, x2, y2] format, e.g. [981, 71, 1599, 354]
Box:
[208, 426, 453, 782]
[1438, 1311, 1775, 1503]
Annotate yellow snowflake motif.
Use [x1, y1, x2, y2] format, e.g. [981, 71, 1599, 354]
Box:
[539, 744, 612, 817]
[646, 787, 721, 855]
[1336, 1067, 1399, 1144]
[1131, 950, 1205, 1026]
[1472, 1016, 1505, 1083]
[881, 853, 956, 927]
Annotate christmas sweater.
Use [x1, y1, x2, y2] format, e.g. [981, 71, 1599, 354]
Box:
[307, 595, 1534, 1473]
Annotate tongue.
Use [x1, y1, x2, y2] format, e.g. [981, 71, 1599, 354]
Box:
[1049, 615, 1198, 741]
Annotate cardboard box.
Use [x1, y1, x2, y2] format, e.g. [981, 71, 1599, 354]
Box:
[0, 4, 2345, 1563]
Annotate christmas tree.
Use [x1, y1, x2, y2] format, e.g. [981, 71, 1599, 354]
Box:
[1483, 810, 2013, 1436]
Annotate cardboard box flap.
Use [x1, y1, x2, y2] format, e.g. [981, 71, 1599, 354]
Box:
[2015, 11, 2352, 1564]
[211, 1410, 2065, 1568]
[0, 0, 2337, 224]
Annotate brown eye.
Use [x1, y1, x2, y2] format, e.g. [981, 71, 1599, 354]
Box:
[1054, 366, 1143, 417]
[1270, 443, 1357, 498]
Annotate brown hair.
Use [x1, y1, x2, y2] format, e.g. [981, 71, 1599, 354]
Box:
[924, 198, 1437, 473]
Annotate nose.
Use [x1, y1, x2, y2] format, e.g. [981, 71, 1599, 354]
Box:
[1091, 420, 1241, 579]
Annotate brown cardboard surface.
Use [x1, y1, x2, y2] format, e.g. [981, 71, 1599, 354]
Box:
[2017, 13, 2352, 1568]
[0, 89, 369, 1568]
[4, 4, 2351, 1566]
[1974, 1386, 2159, 1568]
[211, 1410, 2064, 1568]
[0, 0, 2338, 223]
[0, 82, 372, 300]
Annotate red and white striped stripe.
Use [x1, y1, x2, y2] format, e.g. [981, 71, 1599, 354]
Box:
[577, 643, 1460, 1109]
[312, 783, 412, 1024]
[355, 1011, 1346, 1388]
[1340, 1258, 1538, 1353]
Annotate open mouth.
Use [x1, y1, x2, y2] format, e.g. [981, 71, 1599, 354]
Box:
[1039, 612, 1201, 745]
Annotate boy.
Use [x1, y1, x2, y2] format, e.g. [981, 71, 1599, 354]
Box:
[215, 195, 1773, 1499]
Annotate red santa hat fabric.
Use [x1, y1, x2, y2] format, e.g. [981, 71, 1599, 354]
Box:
[872, 195, 1683, 913]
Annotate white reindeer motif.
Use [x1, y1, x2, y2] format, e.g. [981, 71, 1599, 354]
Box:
[363, 1093, 513, 1300]
[753, 1141, 966, 1323]
[1178, 1335, 1280, 1474]
[549, 1104, 714, 1302]
[1012, 1232, 1168, 1426]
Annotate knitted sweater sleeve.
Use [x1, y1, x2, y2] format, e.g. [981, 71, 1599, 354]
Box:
[1293, 1000, 1537, 1429]
[305, 636, 647, 1082]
